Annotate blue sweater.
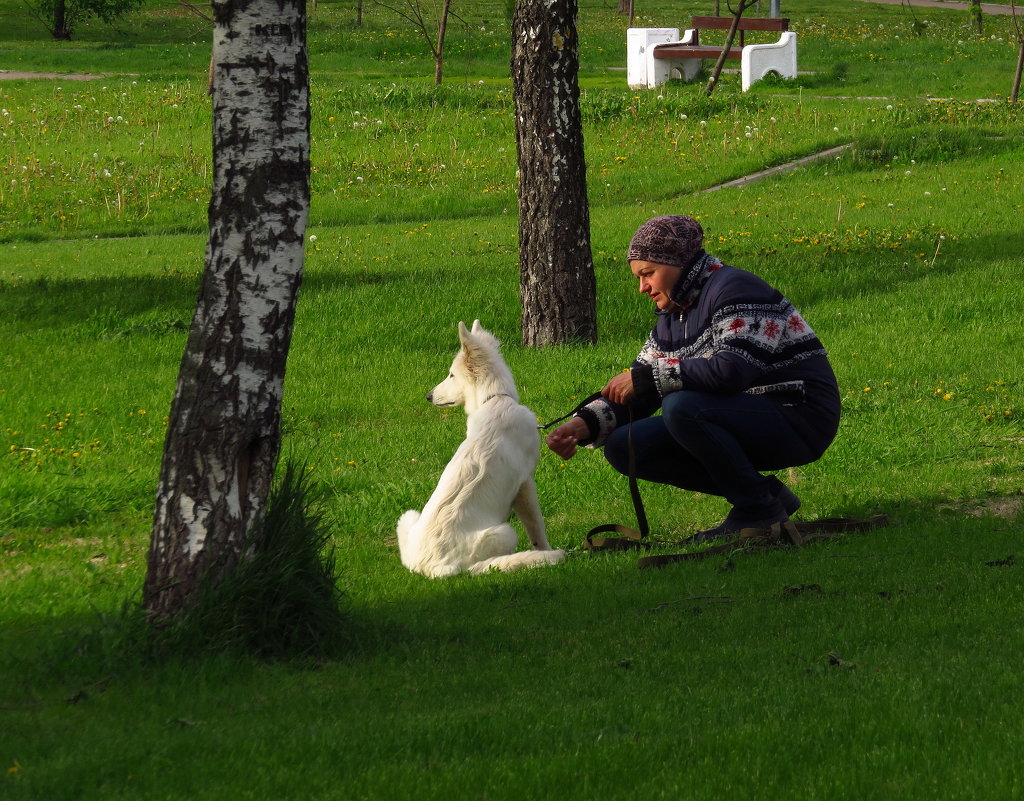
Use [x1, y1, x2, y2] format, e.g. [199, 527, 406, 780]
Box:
[578, 253, 841, 455]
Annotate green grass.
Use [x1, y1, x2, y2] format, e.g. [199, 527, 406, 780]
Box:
[2, 0, 1024, 798]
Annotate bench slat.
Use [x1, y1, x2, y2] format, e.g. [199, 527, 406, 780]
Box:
[690, 15, 789, 32]
[652, 44, 744, 60]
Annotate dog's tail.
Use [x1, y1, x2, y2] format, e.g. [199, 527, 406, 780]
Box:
[468, 548, 566, 575]
[396, 509, 421, 566]
[397, 509, 420, 538]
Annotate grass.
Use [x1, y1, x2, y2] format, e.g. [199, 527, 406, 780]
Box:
[2, 0, 1024, 798]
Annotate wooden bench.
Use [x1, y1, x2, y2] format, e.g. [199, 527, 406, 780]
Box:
[626, 16, 797, 92]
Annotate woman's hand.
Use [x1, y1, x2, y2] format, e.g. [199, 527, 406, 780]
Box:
[545, 417, 589, 460]
[602, 371, 635, 405]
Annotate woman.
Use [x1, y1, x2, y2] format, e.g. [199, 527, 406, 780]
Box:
[545, 215, 841, 540]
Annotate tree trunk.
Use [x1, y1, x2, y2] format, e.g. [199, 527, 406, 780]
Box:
[969, 0, 983, 35]
[511, 0, 597, 347]
[143, 0, 310, 623]
[1013, 41, 1023, 103]
[52, 0, 71, 40]
[435, 0, 451, 85]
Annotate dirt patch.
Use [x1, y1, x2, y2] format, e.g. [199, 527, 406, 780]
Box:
[940, 495, 1024, 519]
[0, 71, 108, 81]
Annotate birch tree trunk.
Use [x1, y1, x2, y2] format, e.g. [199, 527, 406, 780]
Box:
[511, 0, 597, 346]
[143, 0, 310, 623]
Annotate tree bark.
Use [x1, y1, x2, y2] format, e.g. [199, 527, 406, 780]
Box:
[1013, 41, 1023, 103]
[969, 0, 983, 35]
[434, 0, 451, 85]
[511, 0, 597, 347]
[143, 0, 310, 623]
[52, 0, 71, 40]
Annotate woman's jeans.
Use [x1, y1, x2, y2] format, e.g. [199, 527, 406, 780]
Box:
[603, 390, 819, 524]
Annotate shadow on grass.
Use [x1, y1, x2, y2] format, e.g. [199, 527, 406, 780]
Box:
[5, 487, 1020, 706]
[0, 267, 441, 336]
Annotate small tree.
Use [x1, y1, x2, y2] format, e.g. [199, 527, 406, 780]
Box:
[375, 0, 460, 84]
[968, 0, 983, 35]
[1012, 0, 1023, 103]
[705, 0, 756, 96]
[24, 0, 144, 40]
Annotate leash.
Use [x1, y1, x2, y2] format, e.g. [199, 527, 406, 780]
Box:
[539, 393, 649, 551]
[636, 514, 890, 569]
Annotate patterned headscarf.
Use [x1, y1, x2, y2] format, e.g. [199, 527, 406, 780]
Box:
[626, 215, 705, 270]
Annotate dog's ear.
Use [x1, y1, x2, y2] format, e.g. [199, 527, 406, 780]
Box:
[471, 319, 483, 335]
[457, 321, 486, 379]
[458, 320, 474, 349]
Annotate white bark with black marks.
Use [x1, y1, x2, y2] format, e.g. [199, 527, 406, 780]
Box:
[144, 0, 310, 623]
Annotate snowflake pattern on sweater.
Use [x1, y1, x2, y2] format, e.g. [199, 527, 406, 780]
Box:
[641, 300, 824, 398]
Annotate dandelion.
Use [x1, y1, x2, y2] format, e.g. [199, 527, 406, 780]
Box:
[309, 234, 317, 242]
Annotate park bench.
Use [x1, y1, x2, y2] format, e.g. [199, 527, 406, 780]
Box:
[627, 16, 797, 92]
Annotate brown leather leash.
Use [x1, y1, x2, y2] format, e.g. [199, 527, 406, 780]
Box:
[636, 514, 890, 569]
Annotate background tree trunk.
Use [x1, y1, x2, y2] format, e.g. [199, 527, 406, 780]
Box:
[1013, 41, 1023, 102]
[511, 0, 597, 347]
[143, 0, 310, 623]
[434, 0, 451, 84]
[52, 0, 71, 39]
[1012, 2, 1023, 103]
[969, 0, 983, 35]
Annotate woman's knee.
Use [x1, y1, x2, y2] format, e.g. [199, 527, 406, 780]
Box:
[603, 427, 631, 475]
[662, 390, 711, 425]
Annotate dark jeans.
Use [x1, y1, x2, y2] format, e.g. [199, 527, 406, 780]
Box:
[604, 390, 820, 523]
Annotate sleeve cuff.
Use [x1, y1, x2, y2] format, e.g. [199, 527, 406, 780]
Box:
[631, 365, 658, 404]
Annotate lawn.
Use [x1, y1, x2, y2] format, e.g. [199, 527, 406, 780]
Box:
[2, 0, 1023, 798]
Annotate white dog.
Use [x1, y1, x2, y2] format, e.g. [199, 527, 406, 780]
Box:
[396, 320, 565, 578]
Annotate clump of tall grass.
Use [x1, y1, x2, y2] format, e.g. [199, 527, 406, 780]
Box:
[150, 460, 349, 661]
[57, 460, 349, 675]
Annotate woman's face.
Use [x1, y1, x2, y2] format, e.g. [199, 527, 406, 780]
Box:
[630, 260, 682, 311]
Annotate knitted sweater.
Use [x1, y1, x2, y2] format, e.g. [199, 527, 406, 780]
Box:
[577, 253, 841, 453]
